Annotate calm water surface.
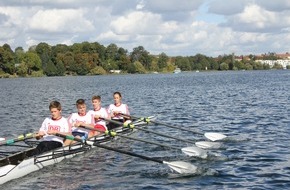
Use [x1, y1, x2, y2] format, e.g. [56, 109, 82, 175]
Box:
[0, 70, 289, 189]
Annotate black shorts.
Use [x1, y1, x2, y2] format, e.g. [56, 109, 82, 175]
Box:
[32, 141, 62, 156]
[107, 119, 124, 130]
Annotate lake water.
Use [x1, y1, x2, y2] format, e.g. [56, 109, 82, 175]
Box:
[0, 70, 289, 189]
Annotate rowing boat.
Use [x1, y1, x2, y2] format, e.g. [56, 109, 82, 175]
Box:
[0, 117, 152, 185]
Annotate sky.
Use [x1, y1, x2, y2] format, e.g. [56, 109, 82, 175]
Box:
[1, 0, 290, 57]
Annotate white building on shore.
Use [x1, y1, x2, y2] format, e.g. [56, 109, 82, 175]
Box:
[255, 59, 290, 69]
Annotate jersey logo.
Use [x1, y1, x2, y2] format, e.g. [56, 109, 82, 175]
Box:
[48, 125, 61, 131]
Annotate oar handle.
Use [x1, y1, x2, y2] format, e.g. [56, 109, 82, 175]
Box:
[54, 133, 84, 143]
[0, 133, 40, 146]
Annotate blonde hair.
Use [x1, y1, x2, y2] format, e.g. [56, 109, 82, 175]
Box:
[92, 95, 101, 101]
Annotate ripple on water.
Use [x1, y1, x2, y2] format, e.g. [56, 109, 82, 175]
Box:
[1, 71, 290, 189]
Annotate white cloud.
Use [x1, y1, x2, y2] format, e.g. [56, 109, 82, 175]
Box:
[1, 0, 290, 56]
[29, 9, 94, 33]
[96, 31, 130, 43]
[110, 11, 162, 35]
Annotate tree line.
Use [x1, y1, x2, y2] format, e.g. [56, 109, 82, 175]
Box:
[0, 42, 285, 77]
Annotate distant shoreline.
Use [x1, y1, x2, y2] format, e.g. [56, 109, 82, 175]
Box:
[1, 69, 289, 79]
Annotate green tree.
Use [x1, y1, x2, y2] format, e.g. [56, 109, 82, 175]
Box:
[175, 56, 191, 71]
[23, 52, 42, 75]
[74, 53, 90, 75]
[134, 61, 146, 73]
[209, 59, 219, 70]
[157, 52, 169, 70]
[102, 59, 115, 71]
[62, 52, 75, 72]
[90, 66, 107, 75]
[263, 63, 270, 70]
[252, 61, 263, 70]
[51, 44, 69, 58]
[272, 63, 283, 69]
[90, 42, 106, 62]
[70, 43, 83, 54]
[35, 42, 51, 69]
[263, 52, 278, 60]
[105, 43, 119, 60]
[220, 62, 229, 70]
[117, 54, 131, 70]
[0, 44, 15, 74]
[166, 61, 175, 72]
[130, 46, 152, 69]
[192, 54, 210, 70]
[234, 60, 245, 70]
[55, 60, 65, 76]
[149, 59, 159, 72]
[244, 63, 253, 70]
[44, 60, 57, 76]
[16, 63, 28, 77]
[127, 62, 136, 73]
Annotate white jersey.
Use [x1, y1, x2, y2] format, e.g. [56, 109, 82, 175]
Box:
[88, 108, 109, 129]
[67, 112, 94, 134]
[107, 103, 130, 120]
[39, 117, 70, 144]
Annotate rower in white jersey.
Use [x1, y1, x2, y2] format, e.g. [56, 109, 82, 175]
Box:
[67, 99, 95, 139]
[87, 95, 109, 134]
[32, 101, 70, 156]
[107, 92, 131, 130]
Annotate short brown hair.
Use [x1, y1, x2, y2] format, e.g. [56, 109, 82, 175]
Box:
[76, 99, 85, 106]
[92, 95, 101, 101]
[49, 101, 62, 111]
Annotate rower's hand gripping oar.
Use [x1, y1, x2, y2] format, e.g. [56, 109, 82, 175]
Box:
[121, 114, 227, 141]
[79, 125, 208, 158]
[0, 133, 41, 146]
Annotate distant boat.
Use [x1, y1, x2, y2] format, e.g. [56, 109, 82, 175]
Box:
[173, 68, 181, 74]
[196, 70, 199, 72]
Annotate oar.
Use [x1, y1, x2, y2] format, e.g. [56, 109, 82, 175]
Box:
[54, 133, 85, 143]
[121, 114, 227, 141]
[93, 142, 198, 174]
[101, 118, 220, 150]
[102, 118, 196, 143]
[79, 125, 207, 158]
[0, 133, 39, 146]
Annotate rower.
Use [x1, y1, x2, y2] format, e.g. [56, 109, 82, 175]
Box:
[32, 101, 71, 156]
[87, 95, 109, 136]
[68, 99, 95, 141]
[107, 92, 131, 130]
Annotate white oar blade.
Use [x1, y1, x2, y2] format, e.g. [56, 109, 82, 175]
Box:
[163, 161, 198, 174]
[195, 141, 222, 149]
[181, 146, 208, 159]
[0, 138, 5, 142]
[204, 132, 227, 141]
